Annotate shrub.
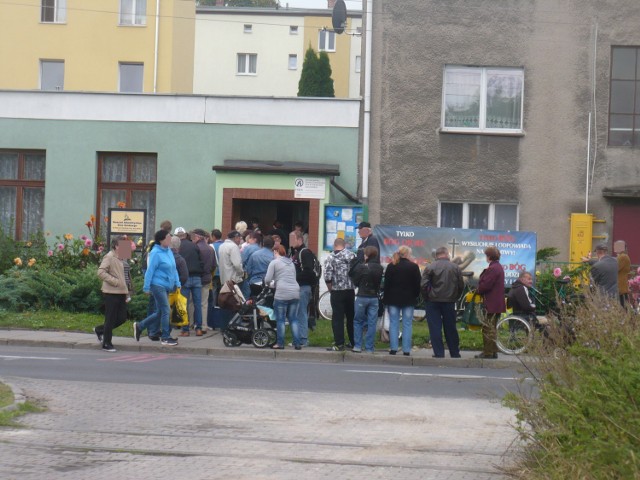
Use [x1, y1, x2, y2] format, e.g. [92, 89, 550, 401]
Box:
[504, 292, 640, 479]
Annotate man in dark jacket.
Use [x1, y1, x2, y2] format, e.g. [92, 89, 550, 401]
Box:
[176, 227, 204, 336]
[356, 222, 380, 263]
[507, 271, 536, 322]
[324, 238, 356, 351]
[291, 231, 317, 347]
[350, 246, 384, 353]
[588, 244, 618, 299]
[421, 246, 464, 358]
[476, 246, 505, 359]
[193, 228, 216, 334]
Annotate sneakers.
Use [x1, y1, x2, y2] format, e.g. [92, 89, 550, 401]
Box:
[133, 322, 141, 342]
[326, 345, 345, 351]
[93, 327, 103, 343]
[161, 338, 178, 346]
[148, 335, 160, 341]
[102, 344, 117, 352]
[389, 350, 397, 355]
[352, 347, 362, 353]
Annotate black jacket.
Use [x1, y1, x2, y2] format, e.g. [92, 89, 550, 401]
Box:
[350, 261, 384, 297]
[421, 258, 464, 303]
[382, 258, 421, 306]
[356, 234, 381, 263]
[507, 280, 536, 314]
[179, 238, 203, 276]
[291, 246, 317, 286]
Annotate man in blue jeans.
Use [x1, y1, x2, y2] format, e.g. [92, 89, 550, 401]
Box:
[175, 227, 204, 336]
[421, 246, 464, 358]
[291, 231, 318, 347]
[349, 246, 384, 353]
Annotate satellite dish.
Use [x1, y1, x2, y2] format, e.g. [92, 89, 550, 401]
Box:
[332, 0, 347, 34]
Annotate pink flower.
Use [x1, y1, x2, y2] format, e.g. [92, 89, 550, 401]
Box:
[553, 267, 562, 278]
[84, 238, 93, 247]
[57, 243, 64, 251]
[80, 234, 87, 241]
[98, 246, 104, 253]
[47, 250, 53, 257]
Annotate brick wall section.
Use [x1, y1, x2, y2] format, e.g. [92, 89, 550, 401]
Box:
[222, 188, 320, 254]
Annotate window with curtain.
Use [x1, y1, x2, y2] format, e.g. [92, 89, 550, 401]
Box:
[609, 46, 640, 146]
[442, 66, 524, 133]
[0, 151, 46, 240]
[319, 30, 336, 52]
[439, 202, 518, 230]
[97, 153, 156, 242]
[288, 54, 298, 70]
[41, 0, 66, 23]
[237, 53, 257, 75]
[119, 0, 146, 25]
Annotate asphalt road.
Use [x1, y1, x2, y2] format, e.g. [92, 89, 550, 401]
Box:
[0, 345, 529, 480]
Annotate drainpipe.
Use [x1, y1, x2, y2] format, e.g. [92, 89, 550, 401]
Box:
[153, 0, 160, 93]
[361, 0, 372, 200]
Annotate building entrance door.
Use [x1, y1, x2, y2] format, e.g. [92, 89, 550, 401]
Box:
[613, 203, 640, 264]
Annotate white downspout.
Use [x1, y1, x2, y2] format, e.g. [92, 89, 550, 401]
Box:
[361, 0, 373, 200]
[153, 0, 160, 93]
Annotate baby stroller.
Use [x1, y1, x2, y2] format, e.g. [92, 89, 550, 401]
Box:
[219, 281, 277, 348]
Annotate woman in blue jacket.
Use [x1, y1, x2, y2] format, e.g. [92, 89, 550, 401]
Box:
[134, 229, 181, 346]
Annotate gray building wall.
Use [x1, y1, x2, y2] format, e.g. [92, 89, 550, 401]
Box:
[368, 0, 640, 259]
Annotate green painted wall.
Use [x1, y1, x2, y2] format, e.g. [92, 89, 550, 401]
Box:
[0, 118, 359, 243]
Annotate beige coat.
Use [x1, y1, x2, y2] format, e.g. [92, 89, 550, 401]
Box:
[98, 250, 131, 294]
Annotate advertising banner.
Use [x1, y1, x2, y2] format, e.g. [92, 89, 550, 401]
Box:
[374, 225, 537, 287]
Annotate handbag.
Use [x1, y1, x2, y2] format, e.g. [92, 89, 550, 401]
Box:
[462, 292, 485, 327]
[379, 308, 390, 342]
[169, 288, 189, 327]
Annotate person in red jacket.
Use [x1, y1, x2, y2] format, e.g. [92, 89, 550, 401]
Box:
[475, 246, 505, 359]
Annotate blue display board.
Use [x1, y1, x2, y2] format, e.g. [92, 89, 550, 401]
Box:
[323, 204, 365, 251]
[374, 225, 537, 287]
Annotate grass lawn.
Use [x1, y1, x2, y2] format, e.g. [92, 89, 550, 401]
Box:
[0, 382, 43, 427]
[0, 309, 484, 350]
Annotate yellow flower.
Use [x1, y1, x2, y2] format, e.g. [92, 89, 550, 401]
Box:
[27, 258, 36, 267]
[13, 258, 22, 267]
[26, 241, 32, 247]
[535, 271, 541, 276]
[64, 233, 73, 241]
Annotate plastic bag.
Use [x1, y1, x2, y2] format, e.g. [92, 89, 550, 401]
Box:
[169, 288, 189, 327]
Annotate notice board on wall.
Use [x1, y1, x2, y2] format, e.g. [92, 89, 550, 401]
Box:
[323, 204, 365, 251]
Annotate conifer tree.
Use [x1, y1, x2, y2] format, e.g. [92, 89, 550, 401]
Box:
[298, 46, 335, 97]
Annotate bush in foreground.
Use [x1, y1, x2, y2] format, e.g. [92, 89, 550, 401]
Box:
[505, 292, 640, 479]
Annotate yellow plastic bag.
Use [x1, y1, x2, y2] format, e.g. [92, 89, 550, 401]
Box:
[169, 288, 189, 327]
[465, 290, 484, 303]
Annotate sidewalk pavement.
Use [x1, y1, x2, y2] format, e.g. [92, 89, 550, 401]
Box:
[0, 327, 523, 369]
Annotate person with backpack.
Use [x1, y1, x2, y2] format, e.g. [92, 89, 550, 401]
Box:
[349, 246, 384, 353]
[290, 231, 320, 347]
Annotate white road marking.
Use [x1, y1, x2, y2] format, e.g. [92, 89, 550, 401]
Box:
[0, 355, 65, 361]
[344, 369, 524, 381]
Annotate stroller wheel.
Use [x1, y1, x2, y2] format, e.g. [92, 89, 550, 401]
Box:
[252, 328, 272, 349]
[223, 332, 240, 347]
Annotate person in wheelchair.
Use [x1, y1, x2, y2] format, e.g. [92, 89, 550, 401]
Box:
[507, 271, 538, 327]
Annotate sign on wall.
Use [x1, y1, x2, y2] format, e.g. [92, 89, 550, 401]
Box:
[374, 225, 537, 287]
[324, 204, 365, 251]
[108, 208, 146, 251]
[294, 177, 326, 199]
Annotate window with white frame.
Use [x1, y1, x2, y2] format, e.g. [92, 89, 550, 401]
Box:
[442, 66, 524, 133]
[355, 55, 361, 73]
[288, 54, 298, 70]
[319, 29, 336, 52]
[41, 0, 66, 23]
[237, 53, 257, 75]
[289, 25, 298, 35]
[609, 46, 640, 146]
[0, 150, 46, 240]
[244, 24, 252, 33]
[439, 202, 518, 231]
[120, 0, 146, 25]
[119, 63, 143, 92]
[40, 60, 64, 91]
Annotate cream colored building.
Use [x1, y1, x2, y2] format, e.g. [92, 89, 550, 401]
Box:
[194, 6, 361, 98]
[0, 0, 195, 93]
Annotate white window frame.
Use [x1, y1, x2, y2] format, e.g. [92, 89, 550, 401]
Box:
[40, 60, 64, 91]
[244, 24, 252, 33]
[289, 25, 298, 35]
[288, 54, 298, 71]
[118, 62, 144, 92]
[355, 55, 361, 73]
[441, 65, 524, 134]
[318, 30, 336, 52]
[119, 0, 146, 26]
[237, 53, 257, 76]
[41, 0, 66, 23]
[438, 201, 519, 231]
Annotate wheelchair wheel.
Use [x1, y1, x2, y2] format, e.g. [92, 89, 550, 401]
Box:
[318, 291, 332, 321]
[251, 328, 272, 349]
[496, 315, 532, 355]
